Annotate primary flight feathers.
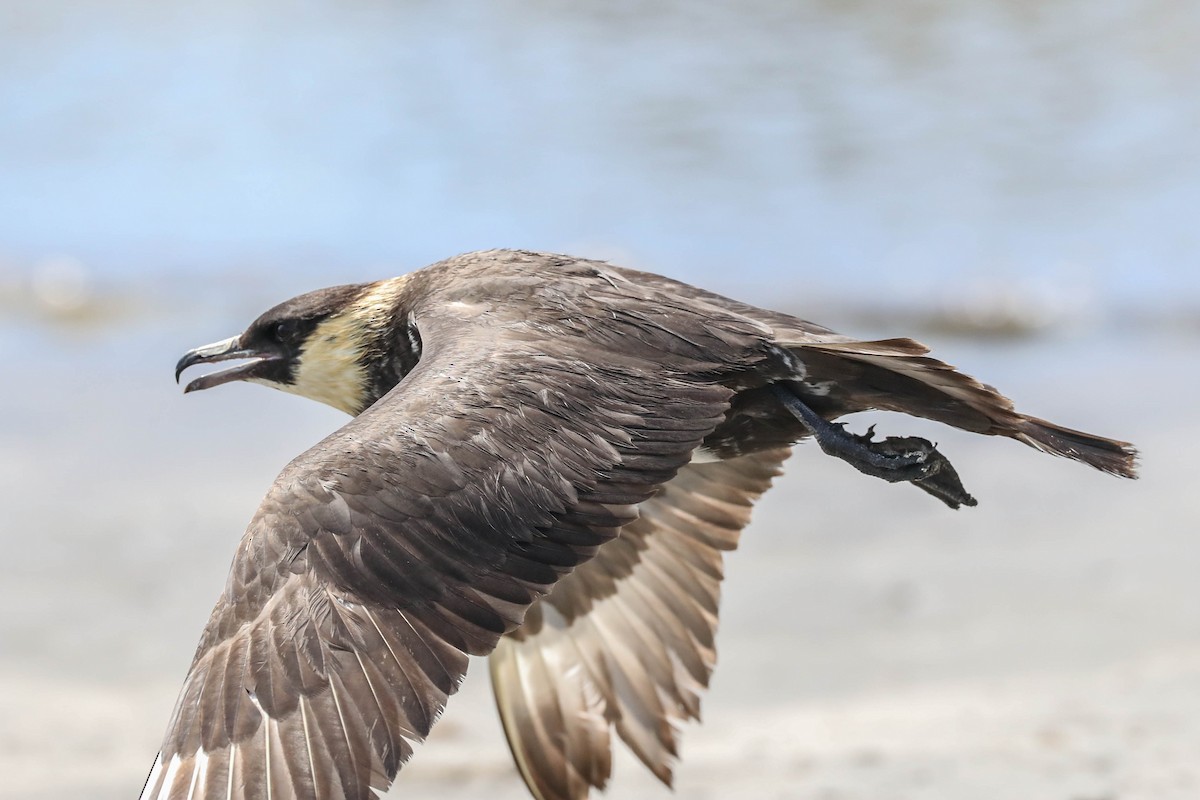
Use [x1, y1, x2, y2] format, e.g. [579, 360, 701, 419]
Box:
[150, 249, 1136, 800]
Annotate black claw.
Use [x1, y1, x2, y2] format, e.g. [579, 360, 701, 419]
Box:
[772, 382, 977, 509]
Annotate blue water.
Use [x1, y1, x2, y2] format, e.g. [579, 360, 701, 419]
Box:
[1, 0, 1198, 319]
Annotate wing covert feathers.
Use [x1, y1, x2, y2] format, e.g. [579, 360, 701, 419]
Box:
[489, 450, 790, 800]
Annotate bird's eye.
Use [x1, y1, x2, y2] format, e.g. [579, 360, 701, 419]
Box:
[272, 320, 301, 344]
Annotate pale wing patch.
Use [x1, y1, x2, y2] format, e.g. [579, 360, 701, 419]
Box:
[140, 752, 164, 800]
[490, 450, 790, 800]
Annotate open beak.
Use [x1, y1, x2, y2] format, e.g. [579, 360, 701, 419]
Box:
[175, 336, 280, 393]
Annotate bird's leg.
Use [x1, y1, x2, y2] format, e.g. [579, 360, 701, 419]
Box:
[771, 383, 932, 480]
[771, 382, 978, 509]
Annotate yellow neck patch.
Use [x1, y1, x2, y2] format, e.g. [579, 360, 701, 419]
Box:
[260, 276, 409, 416]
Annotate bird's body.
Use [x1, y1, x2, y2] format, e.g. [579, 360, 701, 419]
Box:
[151, 250, 1136, 800]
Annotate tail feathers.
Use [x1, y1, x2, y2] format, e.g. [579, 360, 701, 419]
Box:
[788, 337, 1139, 479]
[1016, 417, 1138, 478]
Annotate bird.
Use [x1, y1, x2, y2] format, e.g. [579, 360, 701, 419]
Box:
[151, 249, 1137, 800]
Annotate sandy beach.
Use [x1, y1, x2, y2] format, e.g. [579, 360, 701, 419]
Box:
[2, 318, 1195, 800]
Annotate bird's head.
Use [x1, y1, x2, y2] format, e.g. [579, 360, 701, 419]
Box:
[175, 278, 419, 416]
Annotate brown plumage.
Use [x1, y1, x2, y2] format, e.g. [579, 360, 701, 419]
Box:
[490, 449, 790, 798]
[152, 249, 1137, 800]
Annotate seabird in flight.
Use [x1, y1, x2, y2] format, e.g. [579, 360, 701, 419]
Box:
[152, 249, 1137, 800]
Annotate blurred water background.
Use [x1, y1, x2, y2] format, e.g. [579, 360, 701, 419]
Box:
[2, 2, 1198, 799]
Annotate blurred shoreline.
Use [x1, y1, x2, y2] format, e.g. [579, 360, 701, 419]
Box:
[3, 254, 1199, 345]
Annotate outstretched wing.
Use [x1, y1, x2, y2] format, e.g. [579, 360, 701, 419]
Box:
[489, 448, 790, 800]
[141, 273, 777, 800]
